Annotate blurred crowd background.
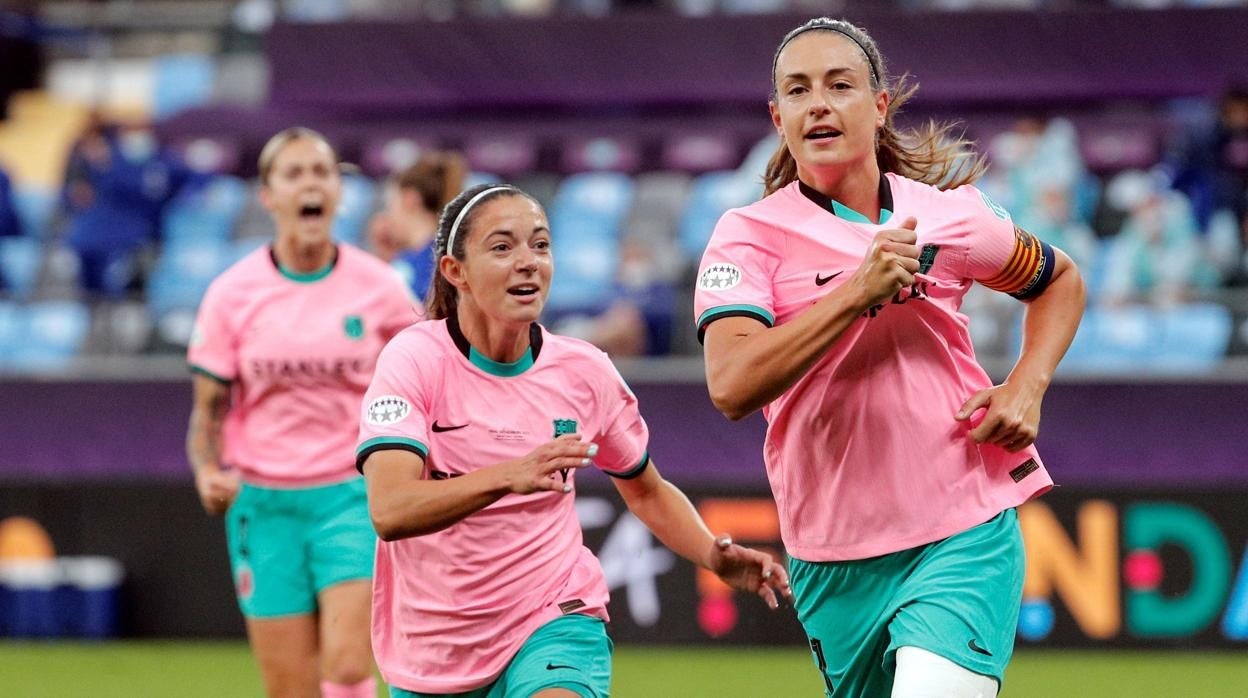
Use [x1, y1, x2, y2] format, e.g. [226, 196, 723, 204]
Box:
[1, 0, 1247, 373]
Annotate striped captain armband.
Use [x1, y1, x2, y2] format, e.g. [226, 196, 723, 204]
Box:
[980, 226, 1056, 300]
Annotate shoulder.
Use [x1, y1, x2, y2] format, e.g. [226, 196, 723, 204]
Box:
[202, 247, 271, 301]
[339, 244, 402, 278]
[384, 320, 444, 358]
[538, 329, 621, 385]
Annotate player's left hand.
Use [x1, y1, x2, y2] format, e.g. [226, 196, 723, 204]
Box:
[707, 535, 794, 610]
[956, 379, 1045, 452]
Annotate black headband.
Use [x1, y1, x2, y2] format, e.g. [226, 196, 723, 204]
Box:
[772, 22, 879, 91]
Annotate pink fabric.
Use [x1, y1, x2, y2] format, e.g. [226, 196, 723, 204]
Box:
[356, 321, 648, 693]
[320, 677, 376, 698]
[694, 176, 1053, 562]
[188, 244, 421, 487]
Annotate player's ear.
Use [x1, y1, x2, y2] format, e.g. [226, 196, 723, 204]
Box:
[258, 184, 275, 213]
[440, 254, 468, 292]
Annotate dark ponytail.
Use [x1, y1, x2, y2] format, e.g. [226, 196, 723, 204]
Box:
[426, 184, 540, 320]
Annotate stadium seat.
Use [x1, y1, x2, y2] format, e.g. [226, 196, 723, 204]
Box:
[549, 172, 636, 235]
[678, 171, 759, 264]
[0, 300, 19, 365]
[331, 175, 378, 246]
[152, 54, 216, 119]
[7, 300, 91, 370]
[361, 136, 439, 177]
[1153, 303, 1232, 372]
[147, 239, 232, 317]
[661, 134, 741, 174]
[465, 136, 539, 177]
[12, 187, 57, 238]
[561, 137, 643, 174]
[0, 237, 42, 299]
[171, 137, 243, 175]
[162, 176, 248, 244]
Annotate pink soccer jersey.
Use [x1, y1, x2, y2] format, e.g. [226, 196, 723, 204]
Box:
[188, 244, 421, 487]
[694, 175, 1054, 562]
[355, 318, 649, 694]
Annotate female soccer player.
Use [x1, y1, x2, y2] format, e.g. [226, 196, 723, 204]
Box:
[187, 127, 420, 698]
[356, 184, 792, 698]
[695, 18, 1086, 698]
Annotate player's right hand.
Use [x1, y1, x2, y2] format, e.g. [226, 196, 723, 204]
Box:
[846, 216, 920, 309]
[501, 434, 597, 495]
[194, 465, 241, 516]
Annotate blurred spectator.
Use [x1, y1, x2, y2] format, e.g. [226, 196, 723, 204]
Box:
[0, 164, 19, 238]
[1016, 178, 1099, 271]
[1100, 170, 1220, 307]
[1166, 86, 1248, 230]
[61, 115, 199, 297]
[981, 116, 1088, 226]
[370, 150, 467, 301]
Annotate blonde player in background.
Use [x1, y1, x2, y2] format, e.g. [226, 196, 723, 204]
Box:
[356, 183, 792, 697]
[695, 18, 1086, 698]
[187, 127, 420, 698]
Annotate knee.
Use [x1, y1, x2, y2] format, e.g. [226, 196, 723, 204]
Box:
[321, 644, 373, 684]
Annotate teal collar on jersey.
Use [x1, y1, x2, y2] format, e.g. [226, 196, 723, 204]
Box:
[798, 175, 894, 225]
[270, 245, 338, 283]
[446, 311, 543, 378]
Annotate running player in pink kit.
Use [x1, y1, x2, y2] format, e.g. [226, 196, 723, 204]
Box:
[357, 184, 793, 698]
[696, 19, 1086, 698]
[187, 128, 419, 698]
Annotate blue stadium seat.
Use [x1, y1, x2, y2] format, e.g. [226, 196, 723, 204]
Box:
[548, 173, 636, 237]
[0, 300, 19, 366]
[332, 175, 377, 246]
[147, 239, 232, 316]
[1154, 303, 1232, 372]
[546, 217, 621, 313]
[0, 237, 42, 299]
[7, 300, 91, 371]
[464, 172, 502, 189]
[678, 171, 759, 264]
[152, 54, 216, 119]
[162, 176, 248, 244]
[12, 187, 57, 238]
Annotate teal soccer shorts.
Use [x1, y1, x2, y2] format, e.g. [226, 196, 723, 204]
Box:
[789, 509, 1025, 697]
[224, 477, 375, 618]
[389, 614, 613, 698]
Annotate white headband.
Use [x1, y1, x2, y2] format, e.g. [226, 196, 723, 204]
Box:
[445, 186, 514, 256]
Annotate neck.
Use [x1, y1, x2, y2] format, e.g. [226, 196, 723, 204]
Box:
[455, 300, 530, 364]
[798, 161, 883, 222]
[273, 234, 335, 272]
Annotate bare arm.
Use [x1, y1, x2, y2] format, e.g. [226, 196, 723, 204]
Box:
[704, 218, 921, 420]
[362, 435, 596, 540]
[186, 373, 238, 515]
[957, 249, 1087, 451]
[612, 461, 792, 608]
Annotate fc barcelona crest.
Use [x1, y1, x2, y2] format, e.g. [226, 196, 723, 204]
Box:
[344, 314, 364, 340]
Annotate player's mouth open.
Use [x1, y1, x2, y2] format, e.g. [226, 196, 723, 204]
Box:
[805, 128, 842, 140]
[507, 284, 540, 297]
[299, 203, 325, 219]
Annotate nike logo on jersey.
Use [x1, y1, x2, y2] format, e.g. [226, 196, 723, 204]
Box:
[546, 662, 577, 671]
[967, 638, 992, 656]
[431, 421, 468, 433]
[815, 271, 844, 286]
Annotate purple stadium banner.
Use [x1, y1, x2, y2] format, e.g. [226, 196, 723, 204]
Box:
[266, 8, 1248, 111]
[3, 380, 1248, 487]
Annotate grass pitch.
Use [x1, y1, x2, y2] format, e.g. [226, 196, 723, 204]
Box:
[1, 642, 1245, 696]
